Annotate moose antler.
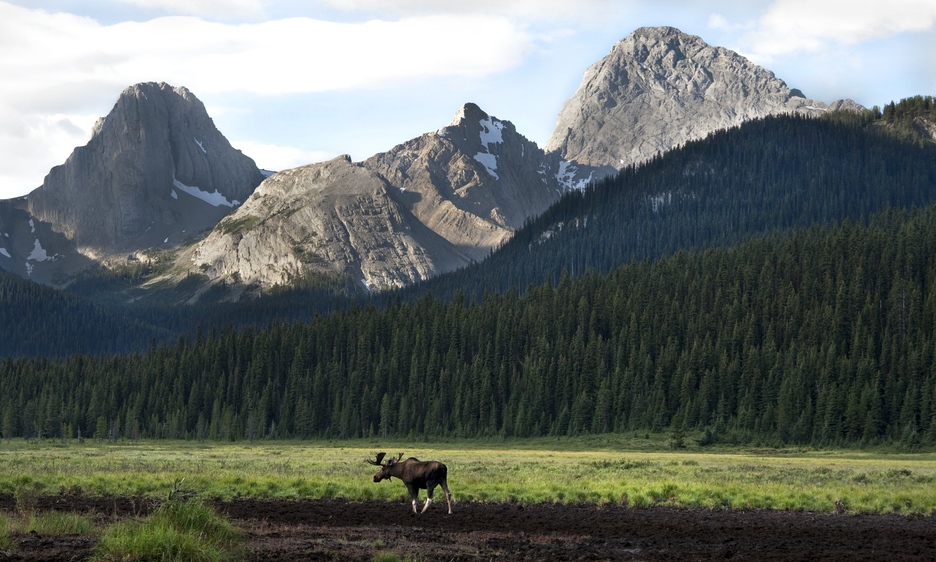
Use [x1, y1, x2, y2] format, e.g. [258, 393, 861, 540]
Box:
[389, 452, 404, 464]
[366, 452, 387, 466]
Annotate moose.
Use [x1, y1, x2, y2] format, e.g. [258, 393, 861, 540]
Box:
[366, 452, 452, 514]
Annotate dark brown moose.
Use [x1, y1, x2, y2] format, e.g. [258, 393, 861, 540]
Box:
[366, 452, 453, 514]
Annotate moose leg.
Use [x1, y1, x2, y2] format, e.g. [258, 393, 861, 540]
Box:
[421, 484, 434, 514]
[440, 478, 452, 514]
[406, 484, 419, 514]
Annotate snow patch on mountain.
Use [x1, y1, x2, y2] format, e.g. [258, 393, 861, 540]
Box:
[474, 152, 499, 180]
[0, 248, 10, 258]
[173, 176, 240, 207]
[473, 117, 506, 180]
[556, 161, 594, 191]
[27, 239, 50, 261]
[478, 117, 505, 146]
[194, 137, 206, 153]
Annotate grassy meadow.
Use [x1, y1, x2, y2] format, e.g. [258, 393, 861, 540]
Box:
[1, 434, 935, 515]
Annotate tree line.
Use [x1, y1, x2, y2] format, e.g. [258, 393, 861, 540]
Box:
[4, 203, 936, 447]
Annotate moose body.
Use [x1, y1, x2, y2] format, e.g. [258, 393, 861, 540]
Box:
[367, 452, 452, 514]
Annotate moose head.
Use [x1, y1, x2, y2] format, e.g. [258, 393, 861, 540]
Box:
[366, 451, 404, 482]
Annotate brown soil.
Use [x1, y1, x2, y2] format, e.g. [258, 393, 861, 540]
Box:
[2, 495, 935, 561]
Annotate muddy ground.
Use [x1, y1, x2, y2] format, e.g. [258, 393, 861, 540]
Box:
[2, 495, 935, 560]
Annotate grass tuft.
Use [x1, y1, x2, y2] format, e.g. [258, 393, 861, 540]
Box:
[0, 515, 15, 552]
[92, 494, 244, 562]
[29, 512, 97, 536]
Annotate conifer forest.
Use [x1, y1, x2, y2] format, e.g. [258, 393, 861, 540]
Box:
[3, 98, 936, 448]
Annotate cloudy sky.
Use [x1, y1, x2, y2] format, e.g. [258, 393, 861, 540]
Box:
[1, 0, 934, 199]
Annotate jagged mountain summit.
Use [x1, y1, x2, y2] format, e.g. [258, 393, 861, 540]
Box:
[546, 26, 862, 177]
[363, 102, 571, 260]
[178, 103, 577, 296]
[26, 82, 265, 256]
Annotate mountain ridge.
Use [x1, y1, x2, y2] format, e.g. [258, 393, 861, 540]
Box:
[0, 26, 870, 299]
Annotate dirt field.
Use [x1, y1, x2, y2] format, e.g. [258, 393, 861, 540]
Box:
[2, 495, 936, 561]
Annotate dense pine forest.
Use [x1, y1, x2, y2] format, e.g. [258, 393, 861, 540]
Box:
[2, 98, 936, 447]
[407, 100, 936, 303]
[0, 269, 169, 357]
[4, 203, 936, 446]
[0, 265, 358, 357]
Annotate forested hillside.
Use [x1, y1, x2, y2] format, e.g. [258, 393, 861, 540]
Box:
[0, 267, 355, 358]
[4, 106, 935, 359]
[408, 107, 936, 302]
[0, 270, 170, 357]
[4, 203, 936, 447]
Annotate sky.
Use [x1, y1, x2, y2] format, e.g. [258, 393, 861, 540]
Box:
[1, 0, 934, 200]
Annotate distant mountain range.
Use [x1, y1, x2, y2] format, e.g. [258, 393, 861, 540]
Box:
[0, 26, 869, 301]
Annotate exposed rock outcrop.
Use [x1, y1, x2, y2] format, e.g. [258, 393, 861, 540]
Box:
[181, 104, 576, 296]
[912, 117, 936, 142]
[363, 103, 564, 260]
[26, 82, 265, 256]
[188, 155, 470, 292]
[546, 26, 862, 177]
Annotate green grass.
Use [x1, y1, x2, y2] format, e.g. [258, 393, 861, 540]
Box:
[219, 215, 261, 236]
[0, 436, 935, 514]
[92, 496, 244, 562]
[372, 552, 422, 562]
[0, 514, 16, 551]
[0, 510, 98, 552]
[30, 512, 97, 535]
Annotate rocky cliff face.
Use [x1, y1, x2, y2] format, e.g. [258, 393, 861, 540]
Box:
[363, 103, 564, 261]
[26, 82, 265, 256]
[183, 104, 569, 295]
[546, 26, 861, 176]
[187, 155, 471, 293]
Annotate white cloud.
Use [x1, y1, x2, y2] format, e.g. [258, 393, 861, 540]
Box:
[232, 141, 337, 172]
[0, 107, 100, 197]
[114, 0, 266, 20]
[319, 0, 618, 23]
[707, 13, 755, 32]
[0, 1, 536, 198]
[0, 3, 534, 95]
[732, 0, 936, 59]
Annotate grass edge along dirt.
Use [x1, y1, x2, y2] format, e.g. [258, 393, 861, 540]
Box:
[0, 435, 935, 515]
[91, 490, 245, 562]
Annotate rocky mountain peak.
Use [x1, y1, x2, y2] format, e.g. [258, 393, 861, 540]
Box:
[545, 26, 856, 172]
[25, 81, 265, 255]
[445, 102, 488, 128]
